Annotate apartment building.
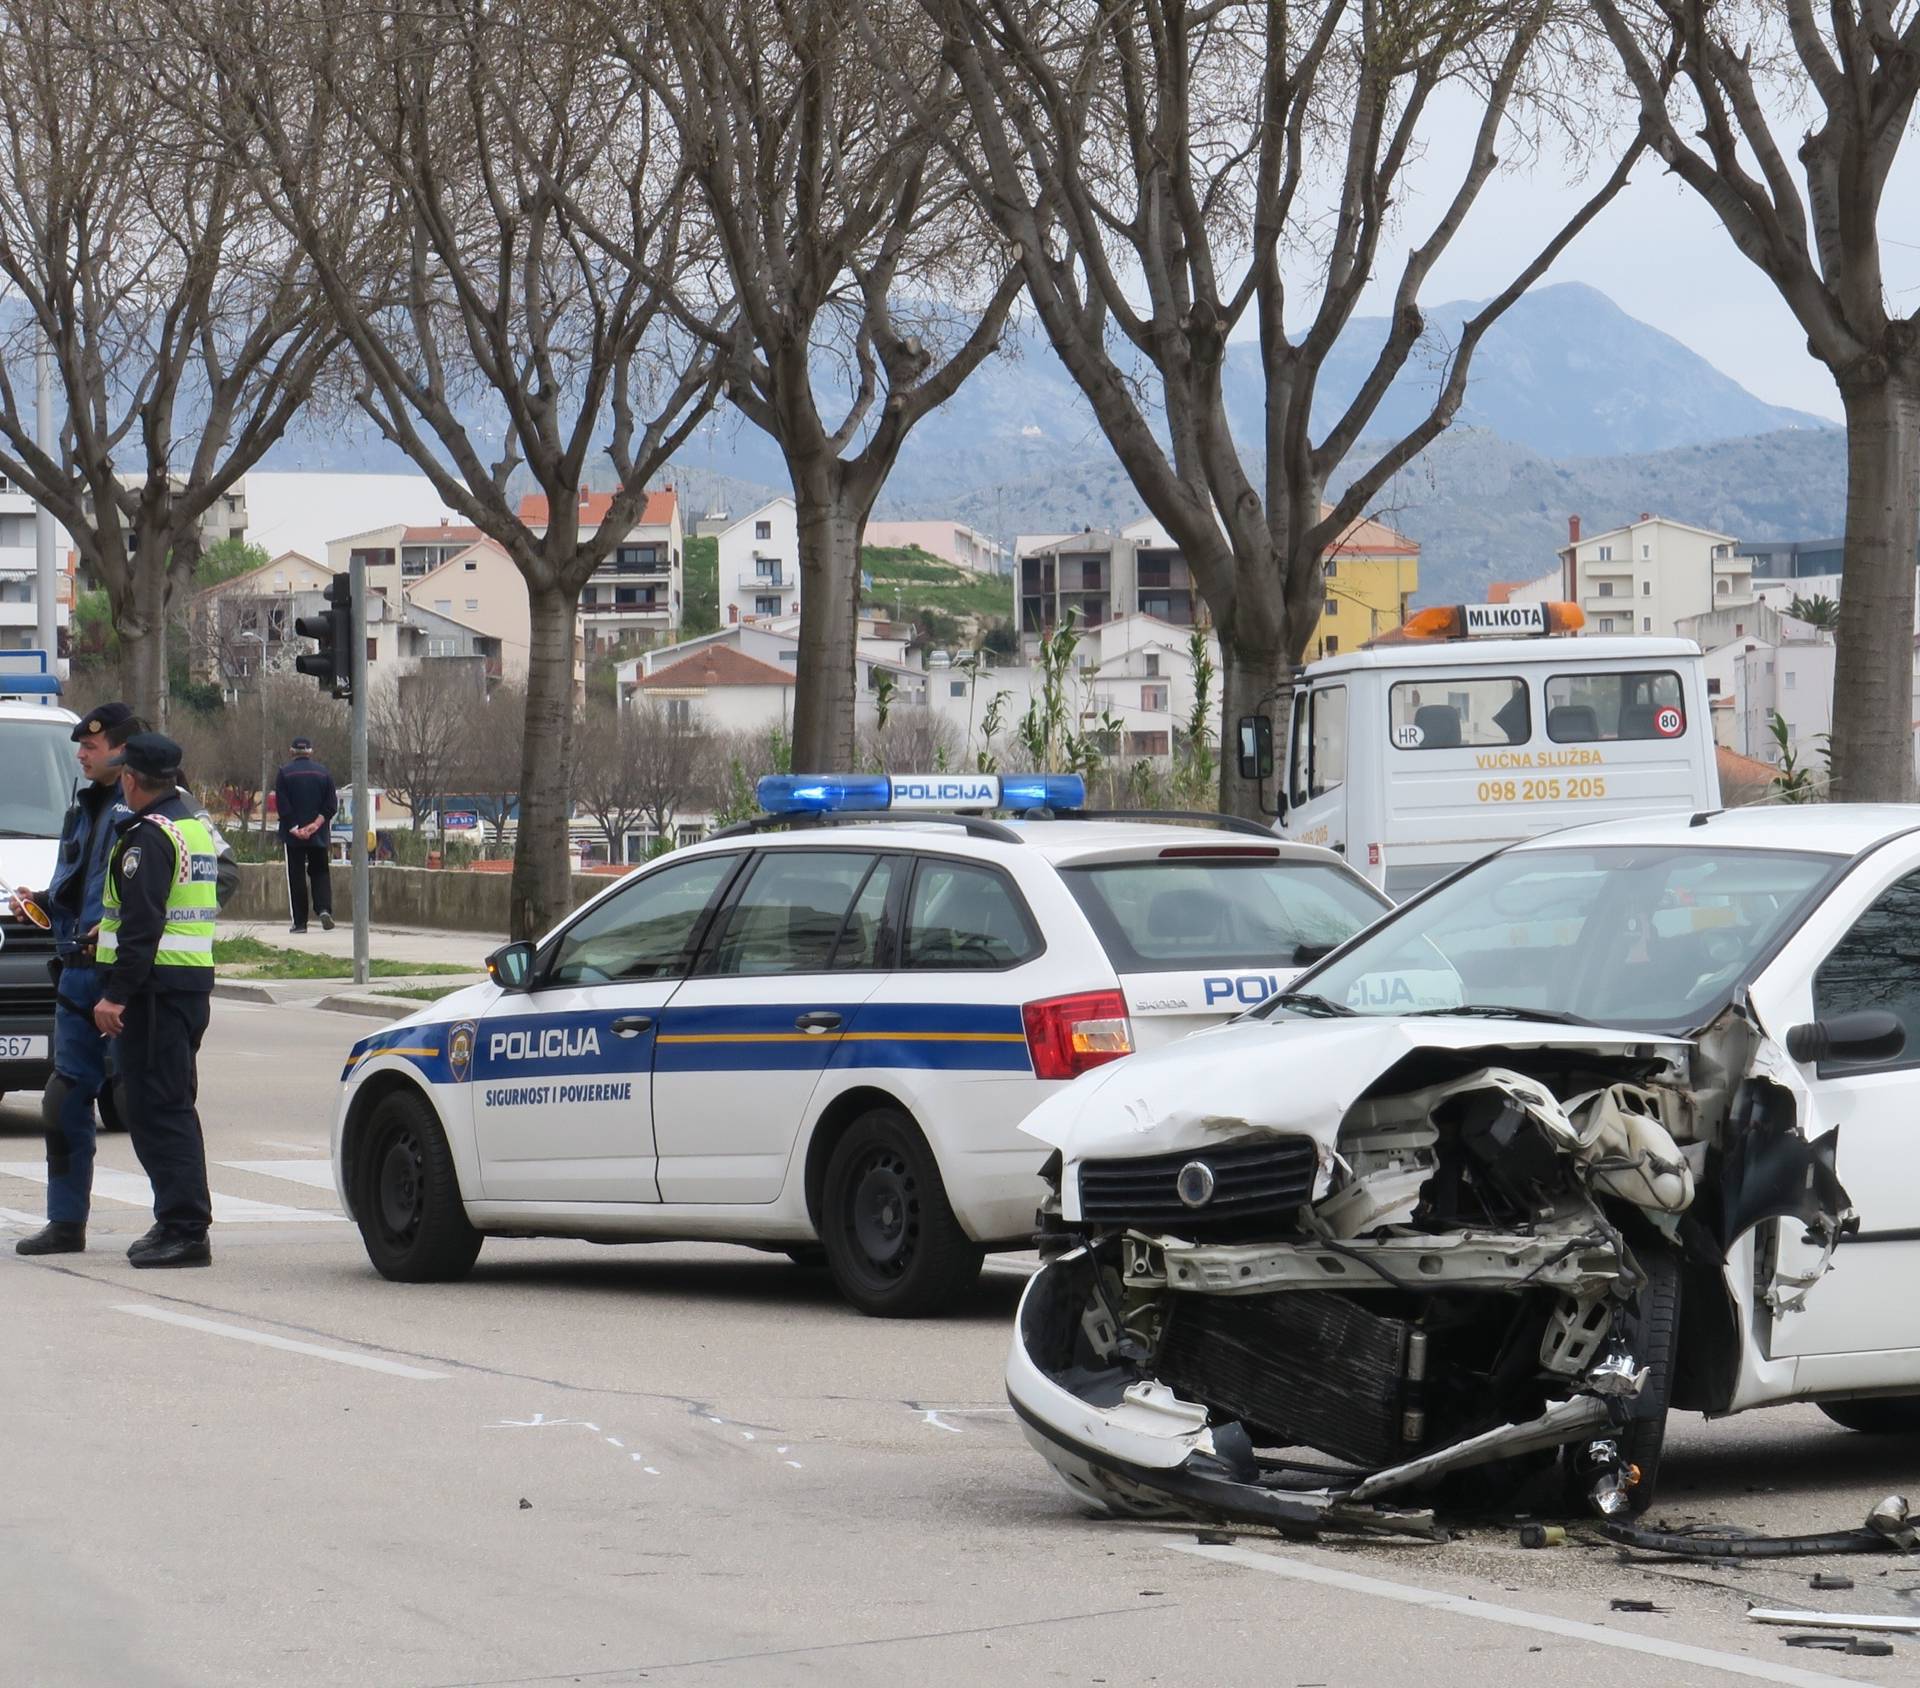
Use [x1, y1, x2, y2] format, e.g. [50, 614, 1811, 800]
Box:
[1556, 514, 1751, 637]
[0, 471, 71, 658]
[718, 498, 798, 625]
[863, 519, 1008, 574]
[519, 489, 683, 653]
[328, 519, 484, 607]
[189, 550, 334, 684]
[1310, 512, 1421, 657]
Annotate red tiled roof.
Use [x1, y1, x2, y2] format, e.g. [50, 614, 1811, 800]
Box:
[518, 489, 678, 528]
[401, 524, 482, 544]
[1319, 504, 1419, 557]
[1717, 745, 1776, 785]
[1486, 581, 1525, 605]
[633, 645, 795, 690]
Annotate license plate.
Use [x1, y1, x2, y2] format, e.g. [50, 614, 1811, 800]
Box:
[0, 1035, 48, 1061]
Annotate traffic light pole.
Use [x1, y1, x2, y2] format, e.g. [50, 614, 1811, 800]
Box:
[350, 553, 369, 987]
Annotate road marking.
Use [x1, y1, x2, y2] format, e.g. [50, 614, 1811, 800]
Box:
[1163, 1542, 1858, 1688]
[256, 1139, 322, 1153]
[114, 1305, 446, 1378]
[984, 1258, 1040, 1278]
[0, 1205, 48, 1228]
[219, 1159, 339, 1192]
[0, 1163, 343, 1223]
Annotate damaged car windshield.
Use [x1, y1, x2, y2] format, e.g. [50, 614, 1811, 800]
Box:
[1281, 844, 1838, 1030]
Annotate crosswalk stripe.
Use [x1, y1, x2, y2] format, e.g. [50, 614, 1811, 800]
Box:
[218, 1159, 339, 1192]
[0, 1162, 344, 1224]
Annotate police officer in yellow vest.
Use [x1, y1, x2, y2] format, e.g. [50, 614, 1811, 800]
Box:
[94, 733, 220, 1269]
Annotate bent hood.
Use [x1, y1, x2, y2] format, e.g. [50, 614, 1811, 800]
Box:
[1021, 1014, 1690, 1161]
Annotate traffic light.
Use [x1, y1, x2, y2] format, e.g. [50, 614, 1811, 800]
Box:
[295, 572, 354, 699]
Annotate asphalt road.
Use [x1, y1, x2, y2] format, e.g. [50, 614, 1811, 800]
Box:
[3, 1000, 1916, 1688]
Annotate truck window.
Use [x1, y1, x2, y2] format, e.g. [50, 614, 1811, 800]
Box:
[1388, 677, 1529, 749]
[0, 720, 80, 837]
[1545, 671, 1685, 742]
[1290, 686, 1347, 804]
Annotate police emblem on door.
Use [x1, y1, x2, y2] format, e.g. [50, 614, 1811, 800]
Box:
[447, 1020, 477, 1084]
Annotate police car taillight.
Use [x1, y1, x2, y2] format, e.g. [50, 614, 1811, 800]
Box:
[1022, 990, 1134, 1081]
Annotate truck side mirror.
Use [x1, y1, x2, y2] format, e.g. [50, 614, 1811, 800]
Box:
[1785, 1009, 1905, 1066]
[1237, 715, 1273, 782]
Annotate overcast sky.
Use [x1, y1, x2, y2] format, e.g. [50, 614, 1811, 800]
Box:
[1256, 81, 1920, 425]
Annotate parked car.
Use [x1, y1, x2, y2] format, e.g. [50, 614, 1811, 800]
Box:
[1009, 806, 1920, 1531]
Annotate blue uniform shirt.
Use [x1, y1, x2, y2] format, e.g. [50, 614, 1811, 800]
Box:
[46, 780, 126, 959]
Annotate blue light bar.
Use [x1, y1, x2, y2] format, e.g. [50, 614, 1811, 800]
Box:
[999, 774, 1086, 812]
[753, 772, 1088, 816]
[756, 774, 891, 814]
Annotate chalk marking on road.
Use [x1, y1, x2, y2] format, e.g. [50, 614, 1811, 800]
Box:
[218, 1159, 339, 1192]
[115, 1304, 446, 1379]
[924, 1411, 964, 1434]
[0, 1163, 344, 1224]
[1162, 1541, 1860, 1688]
[256, 1139, 321, 1153]
[0, 1205, 48, 1228]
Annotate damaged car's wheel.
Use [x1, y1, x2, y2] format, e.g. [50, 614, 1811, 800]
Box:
[821, 1107, 982, 1318]
[1819, 1397, 1920, 1434]
[1616, 1244, 1682, 1514]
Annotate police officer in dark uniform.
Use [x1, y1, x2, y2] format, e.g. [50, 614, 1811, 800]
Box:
[94, 733, 221, 1270]
[274, 735, 337, 933]
[11, 702, 141, 1255]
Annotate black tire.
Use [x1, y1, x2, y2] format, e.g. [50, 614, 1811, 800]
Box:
[354, 1088, 483, 1282]
[1617, 1243, 1682, 1515]
[783, 1245, 829, 1270]
[819, 1106, 983, 1317]
[1820, 1397, 1920, 1434]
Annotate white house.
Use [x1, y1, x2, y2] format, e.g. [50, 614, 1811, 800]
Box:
[0, 470, 71, 661]
[1555, 514, 1752, 637]
[1737, 633, 1836, 767]
[617, 621, 925, 731]
[519, 488, 683, 652]
[629, 644, 797, 733]
[718, 497, 799, 626]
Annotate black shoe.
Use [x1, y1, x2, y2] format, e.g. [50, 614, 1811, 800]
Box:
[126, 1224, 169, 1260]
[15, 1221, 85, 1256]
[318, 912, 335, 931]
[289, 924, 307, 934]
[130, 1232, 211, 1269]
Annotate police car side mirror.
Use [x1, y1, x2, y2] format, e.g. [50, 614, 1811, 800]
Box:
[487, 941, 536, 993]
[1786, 1009, 1905, 1067]
[1237, 715, 1273, 782]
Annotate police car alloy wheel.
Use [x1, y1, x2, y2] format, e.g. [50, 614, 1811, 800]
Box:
[355, 1089, 483, 1283]
[820, 1106, 983, 1317]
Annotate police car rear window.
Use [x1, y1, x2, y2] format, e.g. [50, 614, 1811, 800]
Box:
[1063, 859, 1386, 975]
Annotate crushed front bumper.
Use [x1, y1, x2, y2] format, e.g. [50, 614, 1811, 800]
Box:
[1008, 1249, 1617, 1538]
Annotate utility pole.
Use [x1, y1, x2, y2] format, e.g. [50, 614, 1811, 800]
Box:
[350, 552, 370, 986]
[34, 340, 55, 666]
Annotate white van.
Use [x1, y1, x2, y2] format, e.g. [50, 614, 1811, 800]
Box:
[1243, 607, 1721, 896]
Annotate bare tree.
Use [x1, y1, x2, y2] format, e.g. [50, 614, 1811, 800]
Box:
[861, 704, 961, 772]
[456, 685, 530, 854]
[370, 668, 480, 840]
[0, 0, 342, 721]
[576, 696, 707, 859]
[185, 0, 723, 936]
[1593, 1, 1920, 802]
[619, 0, 1023, 770]
[892, 0, 1648, 813]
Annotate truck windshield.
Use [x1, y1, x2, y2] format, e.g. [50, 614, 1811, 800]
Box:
[0, 720, 78, 837]
[1286, 844, 1836, 1031]
[1062, 855, 1389, 973]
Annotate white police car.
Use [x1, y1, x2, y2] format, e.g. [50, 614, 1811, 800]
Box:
[331, 773, 1389, 1315]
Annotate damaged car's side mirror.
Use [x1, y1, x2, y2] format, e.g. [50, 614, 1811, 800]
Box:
[1785, 1009, 1906, 1068]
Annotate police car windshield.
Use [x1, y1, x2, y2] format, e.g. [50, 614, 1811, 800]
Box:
[1288, 844, 1838, 1031]
[0, 720, 79, 838]
[1061, 856, 1387, 975]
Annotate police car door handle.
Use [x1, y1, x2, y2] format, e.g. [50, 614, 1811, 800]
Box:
[794, 1011, 843, 1034]
[610, 1015, 654, 1038]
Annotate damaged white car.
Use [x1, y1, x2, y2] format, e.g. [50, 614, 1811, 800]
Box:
[1010, 808, 1920, 1536]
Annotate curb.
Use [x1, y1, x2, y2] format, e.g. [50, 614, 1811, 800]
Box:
[315, 993, 418, 1022]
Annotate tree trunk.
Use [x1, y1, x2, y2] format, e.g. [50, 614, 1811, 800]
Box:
[119, 542, 172, 726]
[1216, 596, 1292, 824]
[790, 473, 862, 771]
[1830, 374, 1920, 803]
[509, 584, 579, 941]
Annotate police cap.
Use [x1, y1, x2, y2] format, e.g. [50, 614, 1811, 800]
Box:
[71, 701, 136, 743]
[119, 732, 184, 783]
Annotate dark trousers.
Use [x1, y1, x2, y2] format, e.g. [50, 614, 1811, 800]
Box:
[45, 966, 108, 1225]
[119, 990, 212, 1235]
[284, 839, 333, 928]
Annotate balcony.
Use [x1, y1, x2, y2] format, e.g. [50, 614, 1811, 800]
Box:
[597, 557, 672, 579]
[583, 599, 670, 619]
[739, 571, 791, 591]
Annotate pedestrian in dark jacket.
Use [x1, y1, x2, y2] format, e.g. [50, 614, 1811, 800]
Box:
[274, 735, 336, 933]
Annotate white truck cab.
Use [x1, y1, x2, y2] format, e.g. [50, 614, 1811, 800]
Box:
[1245, 603, 1721, 897]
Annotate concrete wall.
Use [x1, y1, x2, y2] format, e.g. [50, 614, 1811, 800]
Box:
[227, 861, 627, 937]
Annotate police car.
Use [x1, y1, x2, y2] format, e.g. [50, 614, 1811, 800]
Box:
[331, 773, 1390, 1315]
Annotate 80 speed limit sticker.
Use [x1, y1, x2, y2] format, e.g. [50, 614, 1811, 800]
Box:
[1655, 706, 1684, 737]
